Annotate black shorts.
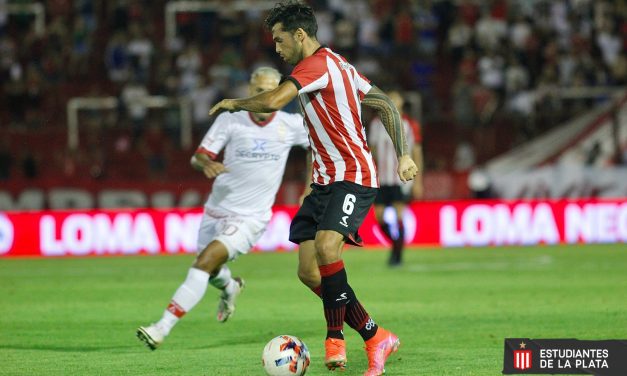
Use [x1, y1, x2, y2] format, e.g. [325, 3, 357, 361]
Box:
[289, 181, 378, 246]
[374, 185, 408, 206]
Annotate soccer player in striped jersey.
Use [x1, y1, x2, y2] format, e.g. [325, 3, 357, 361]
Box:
[368, 90, 423, 266]
[136, 67, 310, 350]
[210, 2, 418, 375]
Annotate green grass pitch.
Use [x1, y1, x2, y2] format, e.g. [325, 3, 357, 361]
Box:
[1, 244, 626, 375]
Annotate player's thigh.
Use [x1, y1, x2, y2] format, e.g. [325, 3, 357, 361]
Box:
[197, 212, 221, 251]
[318, 181, 377, 245]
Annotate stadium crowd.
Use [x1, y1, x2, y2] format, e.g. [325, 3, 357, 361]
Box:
[0, 0, 625, 184]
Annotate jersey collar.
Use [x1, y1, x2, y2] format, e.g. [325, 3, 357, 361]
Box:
[248, 112, 276, 127]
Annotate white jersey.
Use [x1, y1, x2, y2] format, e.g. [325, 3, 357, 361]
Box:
[368, 116, 417, 186]
[197, 111, 309, 221]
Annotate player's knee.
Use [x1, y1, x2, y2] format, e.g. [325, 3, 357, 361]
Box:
[194, 248, 227, 273]
[297, 268, 319, 288]
[314, 235, 342, 263]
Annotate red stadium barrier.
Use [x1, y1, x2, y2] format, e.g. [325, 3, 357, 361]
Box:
[0, 199, 625, 257]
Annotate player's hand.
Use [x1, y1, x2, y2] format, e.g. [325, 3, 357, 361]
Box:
[397, 154, 418, 183]
[202, 160, 228, 179]
[209, 99, 237, 116]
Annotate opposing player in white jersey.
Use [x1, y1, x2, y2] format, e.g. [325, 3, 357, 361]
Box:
[369, 90, 423, 266]
[209, 2, 418, 375]
[136, 67, 309, 350]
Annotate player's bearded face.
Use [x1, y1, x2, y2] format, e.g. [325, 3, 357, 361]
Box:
[271, 23, 302, 65]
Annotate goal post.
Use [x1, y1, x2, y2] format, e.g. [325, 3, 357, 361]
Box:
[7, 2, 45, 35]
[165, 0, 277, 42]
[67, 96, 192, 149]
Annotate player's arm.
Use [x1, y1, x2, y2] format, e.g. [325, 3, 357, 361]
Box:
[209, 81, 298, 115]
[190, 152, 227, 180]
[362, 86, 407, 157]
[362, 86, 417, 182]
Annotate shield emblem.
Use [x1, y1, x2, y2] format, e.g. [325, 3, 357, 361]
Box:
[513, 349, 532, 370]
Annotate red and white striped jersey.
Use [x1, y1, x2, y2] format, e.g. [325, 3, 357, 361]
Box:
[285, 46, 378, 188]
[368, 114, 421, 186]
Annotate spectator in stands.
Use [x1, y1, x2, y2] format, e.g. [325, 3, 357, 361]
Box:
[453, 140, 476, 172]
[508, 14, 532, 54]
[452, 74, 476, 129]
[126, 23, 153, 82]
[474, 7, 507, 51]
[105, 31, 130, 82]
[413, 0, 438, 56]
[176, 43, 202, 95]
[478, 49, 505, 94]
[5, 63, 25, 127]
[70, 17, 92, 78]
[447, 14, 473, 65]
[120, 75, 149, 141]
[504, 54, 530, 97]
[468, 166, 493, 199]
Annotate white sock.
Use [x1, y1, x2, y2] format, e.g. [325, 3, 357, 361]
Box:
[156, 267, 209, 335]
[209, 265, 233, 291]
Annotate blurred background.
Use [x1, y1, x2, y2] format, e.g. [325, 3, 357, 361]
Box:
[0, 0, 626, 211]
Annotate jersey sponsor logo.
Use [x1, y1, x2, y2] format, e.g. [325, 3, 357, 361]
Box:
[339, 215, 349, 227]
[235, 139, 281, 161]
[252, 139, 267, 151]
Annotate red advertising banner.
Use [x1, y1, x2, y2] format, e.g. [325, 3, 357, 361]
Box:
[0, 199, 625, 258]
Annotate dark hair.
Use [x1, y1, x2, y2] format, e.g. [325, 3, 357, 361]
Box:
[264, 1, 318, 38]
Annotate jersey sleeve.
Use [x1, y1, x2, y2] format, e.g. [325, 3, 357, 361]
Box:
[289, 113, 310, 149]
[356, 72, 372, 101]
[287, 55, 329, 94]
[196, 113, 232, 159]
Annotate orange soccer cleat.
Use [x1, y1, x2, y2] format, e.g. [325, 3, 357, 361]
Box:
[324, 337, 347, 371]
[363, 328, 400, 376]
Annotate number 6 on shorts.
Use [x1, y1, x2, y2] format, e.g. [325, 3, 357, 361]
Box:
[342, 194, 356, 215]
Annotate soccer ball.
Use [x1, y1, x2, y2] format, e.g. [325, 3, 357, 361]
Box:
[262, 335, 311, 376]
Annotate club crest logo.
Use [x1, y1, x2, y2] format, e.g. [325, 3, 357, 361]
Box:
[513, 341, 532, 370]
